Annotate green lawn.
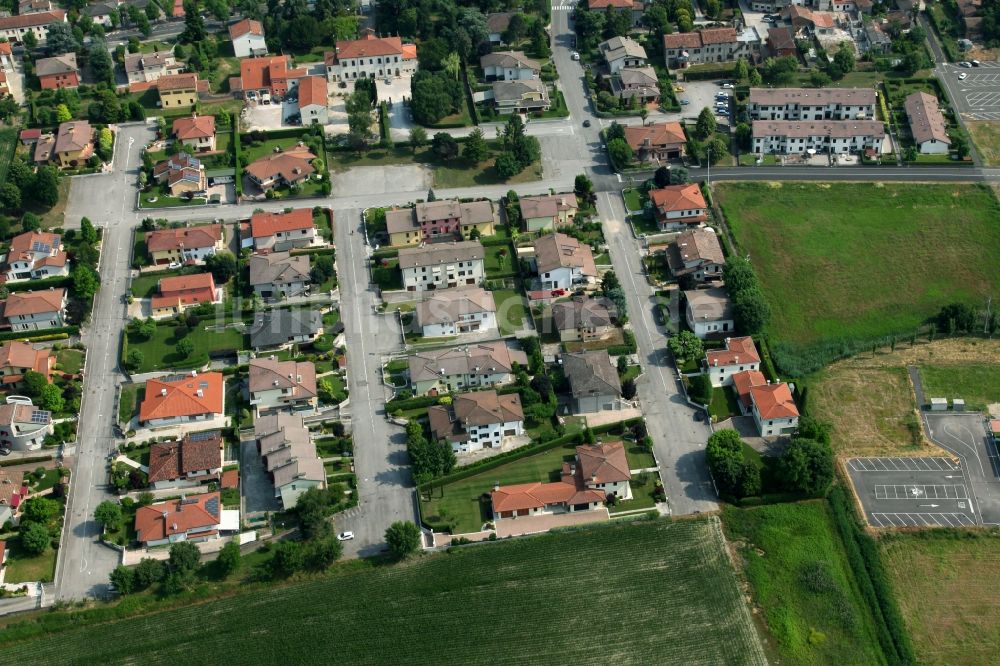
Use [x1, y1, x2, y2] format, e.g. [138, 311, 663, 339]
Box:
[629, 212, 659, 235]
[709, 385, 742, 422]
[421, 443, 580, 533]
[126, 324, 246, 373]
[55, 349, 84, 374]
[139, 187, 211, 209]
[722, 501, 889, 665]
[119, 384, 141, 424]
[0, 519, 765, 665]
[371, 257, 402, 291]
[484, 242, 516, 277]
[130, 267, 211, 298]
[621, 364, 641, 383]
[624, 442, 656, 470]
[491, 289, 526, 335]
[610, 470, 659, 512]
[241, 135, 311, 163]
[717, 183, 1000, 372]
[919, 364, 1000, 410]
[622, 187, 642, 212]
[3, 541, 56, 584]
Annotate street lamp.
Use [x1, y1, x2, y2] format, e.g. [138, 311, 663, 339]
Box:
[706, 145, 712, 188]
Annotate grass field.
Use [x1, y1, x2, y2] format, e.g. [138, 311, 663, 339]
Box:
[126, 324, 245, 372]
[55, 349, 84, 374]
[3, 540, 56, 584]
[919, 364, 1000, 410]
[967, 121, 1000, 166]
[882, 531, 1000, 666]
[721, 502, 888, 665]
[491, 289, 526, 335]
[0, 518, 765, 665]
[717, 183, 1000, 370]
[119, 384, 140, 424]
[130, 267, 206, 298]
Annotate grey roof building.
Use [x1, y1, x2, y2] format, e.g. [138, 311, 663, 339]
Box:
[249, 308, 323, 349]
[562, 350, 621, 413]
[249, 251, 311, 299]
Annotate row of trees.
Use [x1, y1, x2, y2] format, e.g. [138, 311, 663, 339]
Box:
[723, 256, 771, 336]
[406, 419, 457, 485]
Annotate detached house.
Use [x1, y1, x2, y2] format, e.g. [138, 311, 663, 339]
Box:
[145, 224, 224, 266]
[248, 358, 318, 415]
[563, 350, 622, 413]
[666, 227, 724, 283]
[230, 55, 307, 100]
[731, 370, 799, 436]
[172, 115, 216, 152]
[150, 272, 218, 318]
[0, 288, 66, 331]
[398, 240, 486, 292]
[599, 36, 647, 73]
[624, 122, 686, 162]
[52, 120, 94, 168]
[3, 230, 69, 282]
[416, 287, 497, 338]
[134, 493, 221, 546]
[519, 193, 578, 232]
[156, 73, 204, 109]
[611, 66, 660, 104]
[146, 430, 224, 489]
[297, 75, 329, 125]
[385, 199, 495, 247]
[705, 336, 761, 387]
[407, 341, 528, 396]
[649, 184, 707, 231]
[249, 308, 323, 351]
[152, 152, 207, 196]
[228, 18, 267, 58]
[0, 341, 54, 387]
[245, 208, 318, 252]
[491, 79, 550, 114]
[904, 92, 951, 155]
[0, 402, 52, 451]
[533, 232, 597, 291]
[684, 287, 733, 339]
[138, 372, 225, 427]
[551, 295, 615, 343]
[255, 412, 325, 509]
[36, 52, 78, 89]
[124, 50, 182, 85]
[481, 51, 540, 81]
[324, 28, 417, 82]
[428, 389, 524, 454]
[245, 148, 316, 192]
[249, 251, 311, 300]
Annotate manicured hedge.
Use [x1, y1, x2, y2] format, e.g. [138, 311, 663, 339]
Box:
[0, 327, 78, 343]
[7, 276, 73, 293]
[386, 394, 442, 411]
[607, 330, 637, 356]
[0, 454, 52, 467]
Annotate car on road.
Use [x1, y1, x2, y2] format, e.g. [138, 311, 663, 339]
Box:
[168, 261, 181, 269]
[722, 83, 734, 89]
[958, 72, 968, 80]
[959, 61, 972, 67]
[583, 119, 591, 127]
[0, 447, 10, 456]
[572, 52, 580, 60]
[680, 99, 690, 105]
[673, 84, 685, 92]
[338, 531, 355, 541]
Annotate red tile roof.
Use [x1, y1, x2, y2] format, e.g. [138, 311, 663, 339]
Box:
[220, 469, 239, 489]
[1, 288, 65, 317]
[990, 419, 1000, 435]
[19, 128, 41, 141]
[334, 32, 409, 60]
[172, 114, 215, 141]
[732, 369, 767, 410]
[624, 122, 686, 150]
[139, 372, 224, 422]
[750, 382, 800, 420]
[491, 480, 604, 513]
[0, 341, 53, 380]
[147, 431, 223, 484]
[234, 55, 306, 92]
[0, 9, 65, 29]
[0, 42, 11, 56]
[577, 441, 631, 483]
[145, 225, 222, 253]
[229, 17, 263, 39]
[297, 75, 327, 109]
[157, 72, 199, 91]
[250, 208, 314, 238]
[0, 468, 24, 506]
[134, 492, 221, 543]
[151, 272, 216, 309]
[705, 336, 761, 368]
[587, 0, 635, 8]
[245, 149, 315, 185]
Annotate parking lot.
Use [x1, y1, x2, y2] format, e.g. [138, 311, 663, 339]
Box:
[940, 62, 1000, 120]
[925, 413, 1000, 525]
[674, 80, 732, 122]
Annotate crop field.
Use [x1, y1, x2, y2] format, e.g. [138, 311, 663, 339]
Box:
[882, 531, 1000, 666]
[716, 183, 1000, 374]
[2, 518, 765, 665]
[721, 502, 888, 665]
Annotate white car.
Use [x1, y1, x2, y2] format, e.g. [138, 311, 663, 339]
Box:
[337, 531, 355, 541]
[959, 61, 972, 68]
[572, 52, 580, 61]
[958, 72, 968, 80]
[168, 261, 181, 269]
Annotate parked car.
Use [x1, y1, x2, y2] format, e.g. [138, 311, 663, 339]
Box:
[680, 99, 690, 105]
[959, 61, 972, 67]
[0, 447, 10, 456]
[721, 82, 734, 88]
[572, 52, 580, 60]
[168, 261, 181, 269]
[583, 119, 591, 127]
[958, 72, 968, 80]
[338, 531, 355, 541]
[972, 59, 981, 67]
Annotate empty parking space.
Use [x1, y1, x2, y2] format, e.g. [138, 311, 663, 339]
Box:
[870, 512, 978, 528]
[924, 413, 1000, 525]
[847, 457, 960, 472]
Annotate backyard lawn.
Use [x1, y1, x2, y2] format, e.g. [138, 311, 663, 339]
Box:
[3, 540, 56, 584]
[491, 289, 526, 335]
[709, 385, 741, 422]
[624, 442, 656, 470]
[622, 187, 643, 212]
[126, 323, 246, 372]
[240, 135, 313, 163]
[484, 242, 516, 277]
[130, 267, 207, 298]
[55, 349, 85, 374]
[717, 183, 1000, 373]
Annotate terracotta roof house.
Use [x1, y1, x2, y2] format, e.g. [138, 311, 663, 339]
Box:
[0, 341, 54, 386]
[0, 288, 67, 331]
[428, 389, 524, 453]
[228, 18, 267, 58]
[563, 350, 622, 414]
[35, 52, 78, 89]
[904, 92, 951, 155]
[705, 336, 761, 387]
[134, 493, 222, 546]
[533, 232, 597, 291]
[155, 72, 204, 110]
[249, 308, 323, 350]
[139, 371, 225, 427]
[19, 128, 41, 146]
[51, 120, 93, 168]
[230, 55, 307, 99]
[296, 75, 329, 125]
[248, 358, 318, 415]
[518, 193, 578, 232]
[152, 151, 206, 196]
[649, 184, 707, 230]
[0, 469, 26, 517]
[150, 272, 218, 318]
[408, 341, 528, 396]
[123, 50, 182, 85]
[732, 369, 767, 411]
[145, 224, 224, 266]
[385, 199, 495, 247]
[249, 251, 311, 301]
[172, 114, 216, 152]
[624, 122, 686, 162]
[767, 27, 797, 57]
[4, 230, 69, 282]
[146, 430, 224, 489]
[551, 295, 616, 343]
[0, 9, 67, 44]
[577, 441, 632, 491]
[684, 287, 733, 339]
[0, 402, 52, 452]
[246, 207, 318, 252]
[730, 369, 800, 436]
[416, 287, 497, 338]
[245, 148, 316, 192]
[324, 28, 418, 82]
[665, 227, 724, 283]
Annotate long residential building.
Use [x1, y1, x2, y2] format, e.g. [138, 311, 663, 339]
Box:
[904, 91, 951, 155]
[255, 412, 325, 509]
[752, 120, 886, 155]
[398, 240, 485, 292]
[747, 87, 877, 121]
[0, 9, 66, 43]
[324, 28, 417, 82]
[408, 341, 528, 395]
[662, 27, 754, 69]
[386, 200, 495, 247]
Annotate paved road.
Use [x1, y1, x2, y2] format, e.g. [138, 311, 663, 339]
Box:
[924, 413, 1000, 525]
[328, 207, 418, 557]
[56, 123, 154, 601]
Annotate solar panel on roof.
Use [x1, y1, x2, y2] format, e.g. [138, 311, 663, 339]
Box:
[31, 241, 51, 253]
[187, 430, 219, 442]
[205, 496, 220, 516]
[30, 410, 50, 424]
[199, 381, 209, 388]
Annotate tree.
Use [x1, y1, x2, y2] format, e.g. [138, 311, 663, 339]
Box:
[169, 541, 201, 574]
[574, 173, 593, 199]
[604, 6, 632, 38]
[762, 56, 798, 85]
[125, 349, 144, 372]
[385, 520, 421, 559]
[622, 378, 637, 400]
[94, 500, 122, 529]
[310, 254, 334, 285]
[410, 71, 461, 126]
[749, 68, 763, 86]
[39, 383, 65, 412]
[19, 522, 50, 555]
[0, 183, 20, 210]
[732, 286, 771, 335]
[55, 103, 72, 123]
[734, 58, 749, 81]
[270, 540, 304, 577]
[735, 123, 752, 151]
[89, 40, 114, 86]
[504, 12, 527, 44]
[109, 565, 135, 594]
[80, 216, 98, 244]
[723, 257, 758, 294]
[667, 330, 704, 364]
[529, 19, 550, 57]
[409, 126, 427, 154]
[463, 128, 489, 163]
[45, 22, 78, 55]
[180, 0, 206, 42]
[607, 138, 633, 167]
[134, 557, 165, 589]
[605, 121, 625, 143]
[295, 486, 332, 540]
[22, 496, 60, 524]
[952, 131, 970, 159]
[705, 429, 759, 498]
[22, 31, 37, 51]
[696, 107, 717, 140]
[176, 339, 194, 358]
[796, 416, 832, 446]
[431, 132, 460, 161]
[22, 370, 48, 398]
[96, 127, 114, 162]
[205, 251, 237, 283]
[653, 166, 670, 188]
[494, 152, 521, 179]
[833, 43, 855, 76]
[30, 167, 60, 207]
[304, 536, 343, 571]
[216, 541, 242, 577]
[778, 438, 834, 495]
[73, 265, 99, 300]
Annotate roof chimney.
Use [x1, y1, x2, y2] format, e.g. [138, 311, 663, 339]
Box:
[493, 482, 500, 492]
[161, 388, 168, 396]
[196, 389, 203, 397]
